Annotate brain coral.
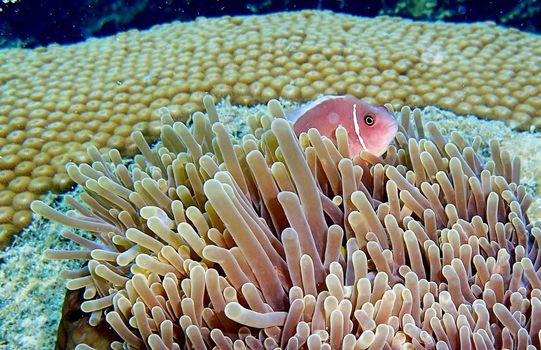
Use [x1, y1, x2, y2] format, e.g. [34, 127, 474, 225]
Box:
[33, 98, 541, 349]
[1, 10, 541, 244]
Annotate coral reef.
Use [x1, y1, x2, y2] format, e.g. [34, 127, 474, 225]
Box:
[0, 191, 80, 349]
[1, 10, 541, 245]
[32, 96, 541, 349]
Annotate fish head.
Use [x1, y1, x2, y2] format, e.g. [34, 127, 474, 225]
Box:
[350, 100, 398, 157]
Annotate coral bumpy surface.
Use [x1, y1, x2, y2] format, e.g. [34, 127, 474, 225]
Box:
[33, 96, 541, 349]
[2, 10, 541, 244]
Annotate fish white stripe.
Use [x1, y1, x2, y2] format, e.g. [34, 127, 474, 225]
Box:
[352, 104, 368, 152]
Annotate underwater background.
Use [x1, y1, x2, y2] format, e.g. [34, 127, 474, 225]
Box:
[1, 0, 540, 48]
[1, 0, 541, 349]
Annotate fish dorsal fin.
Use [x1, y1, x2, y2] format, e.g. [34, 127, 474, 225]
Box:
[286, 95, 345, 122]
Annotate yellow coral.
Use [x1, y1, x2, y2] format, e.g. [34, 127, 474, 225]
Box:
[1, 10, 541, 244]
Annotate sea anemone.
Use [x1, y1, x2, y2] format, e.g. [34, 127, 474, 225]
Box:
[32, 96, 541, 349]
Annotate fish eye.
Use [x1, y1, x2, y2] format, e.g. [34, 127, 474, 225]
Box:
[364, 114, 375, 126]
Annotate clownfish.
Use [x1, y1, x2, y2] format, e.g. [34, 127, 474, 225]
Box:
[287, 95, 398, 157]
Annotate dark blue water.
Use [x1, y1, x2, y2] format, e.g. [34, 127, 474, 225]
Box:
[1, 0, 540, 49]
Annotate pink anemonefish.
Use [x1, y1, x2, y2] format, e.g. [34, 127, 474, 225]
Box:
[287, 95, 398, 157]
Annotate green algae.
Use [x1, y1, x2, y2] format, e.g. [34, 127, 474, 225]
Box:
[500, 0, 541, 27]
[382, 0, 455, 20]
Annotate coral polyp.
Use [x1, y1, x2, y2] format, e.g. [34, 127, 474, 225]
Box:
[3, 10, 541, 245]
